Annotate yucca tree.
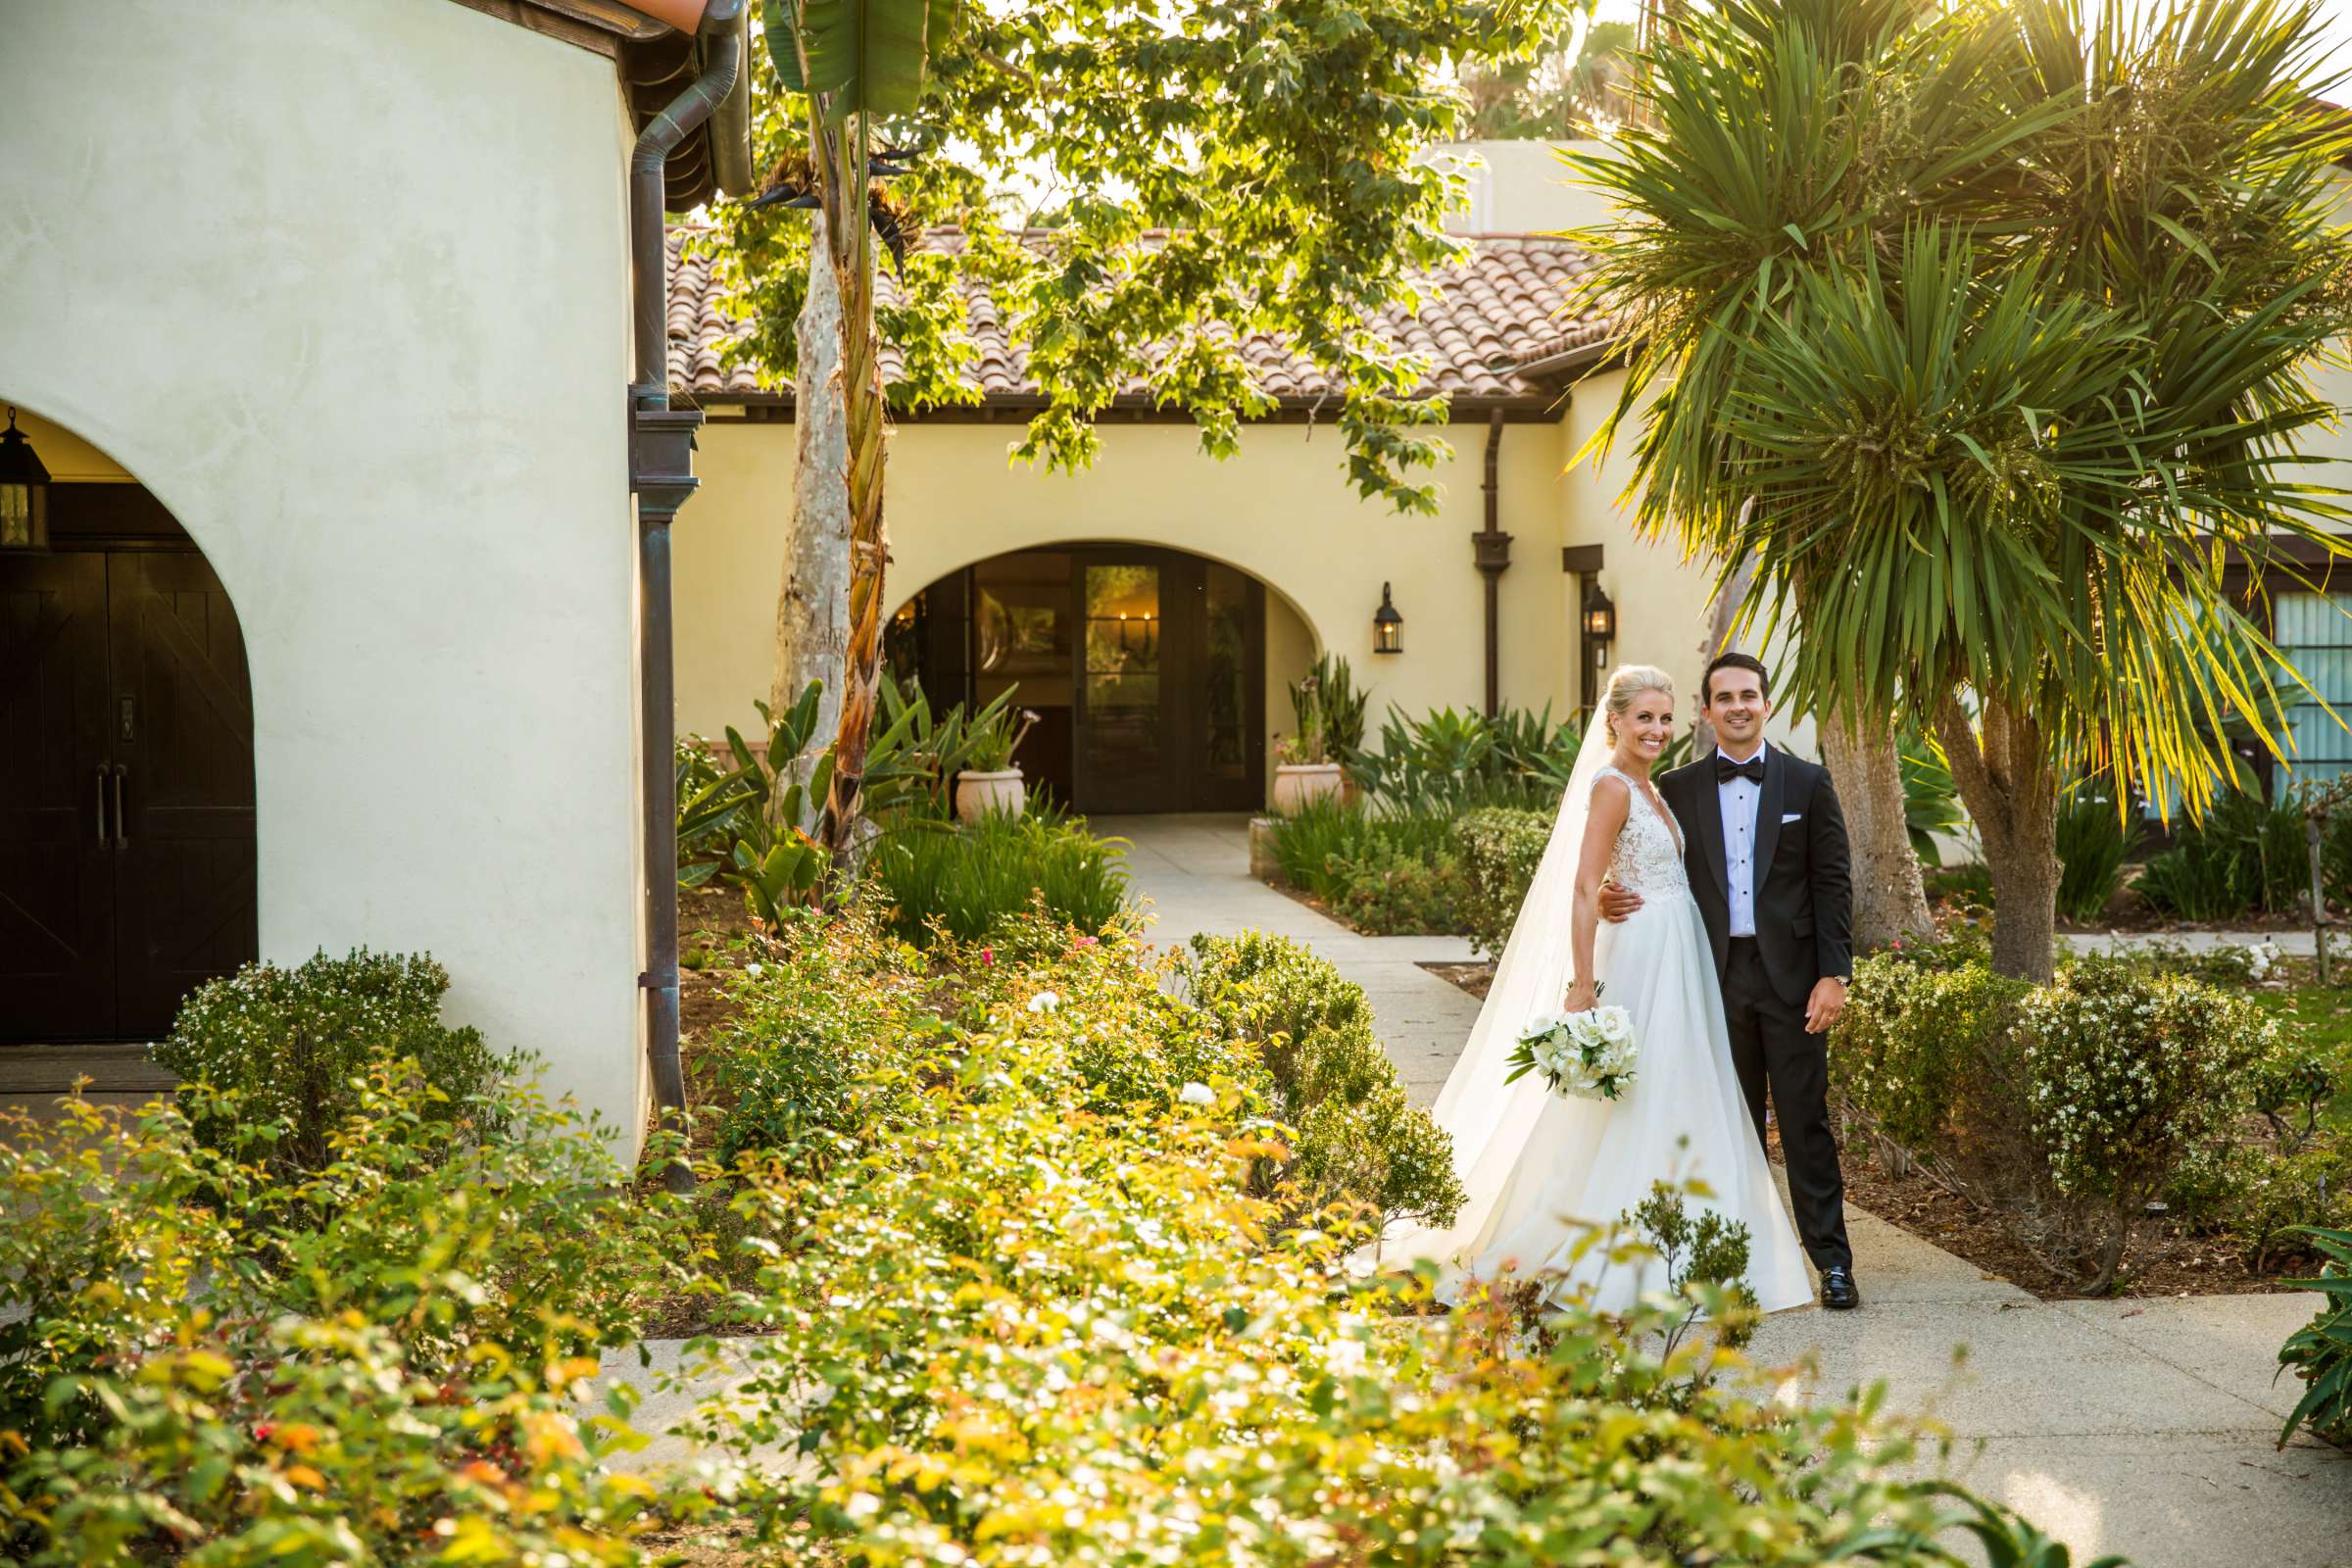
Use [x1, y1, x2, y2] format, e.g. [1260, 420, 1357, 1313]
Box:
[1573, 0, 2352, 979]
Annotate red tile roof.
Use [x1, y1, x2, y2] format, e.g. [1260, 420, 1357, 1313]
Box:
[665, 228, 1614, 409]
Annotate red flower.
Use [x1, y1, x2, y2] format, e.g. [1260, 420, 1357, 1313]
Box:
[981, 947, 995, 965]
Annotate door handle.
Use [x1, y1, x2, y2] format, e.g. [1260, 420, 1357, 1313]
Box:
[96, 765, 110, 845]
[110, 764, 128, 851]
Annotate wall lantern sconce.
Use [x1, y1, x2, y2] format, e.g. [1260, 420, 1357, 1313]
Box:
[1581, 581, 1616, 650]
[1372, 581, 1403, 655]
[0, 408, 51, 551]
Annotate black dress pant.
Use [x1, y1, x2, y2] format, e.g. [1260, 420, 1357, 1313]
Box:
[1722, 937, 1851, 1272]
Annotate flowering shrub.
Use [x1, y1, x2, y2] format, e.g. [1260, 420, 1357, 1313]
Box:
[1833, 950, 2027, 1154]
[0, 1067, 699, 1563]
[680, 992, 2064, 1566]
[705, 907, 942, 1167]
[10, 1313, 661, 1568]
[1183, 930, 1465, 1229]
[155, 949, 509, 1178]
[1326, 841, 1472, 935]
[1838, 949, 2290, 1290]
[1457, 806, 1551, 956]
[2021, 957, 2275, 1228]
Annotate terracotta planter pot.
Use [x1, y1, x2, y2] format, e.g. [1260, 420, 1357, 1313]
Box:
[1271, 761, 1345, 815]
[956, 767, 1027, 822]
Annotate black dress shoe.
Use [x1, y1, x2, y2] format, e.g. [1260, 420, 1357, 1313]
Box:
[1821, 1265, 1861, 1310]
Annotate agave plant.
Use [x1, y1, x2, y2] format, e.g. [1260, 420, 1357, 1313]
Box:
[678, 677, 933, 922]
[2277, 1223, 2352, 1447]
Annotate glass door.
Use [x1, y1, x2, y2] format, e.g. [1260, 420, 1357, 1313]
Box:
[1074, 553, 1182, 813]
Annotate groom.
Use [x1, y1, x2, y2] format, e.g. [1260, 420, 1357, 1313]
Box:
[1599, 653, 1860, 1310]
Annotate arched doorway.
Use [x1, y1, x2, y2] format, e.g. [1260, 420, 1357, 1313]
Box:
[888, 544, 1267, 813]
[1, 460, 257, 1044]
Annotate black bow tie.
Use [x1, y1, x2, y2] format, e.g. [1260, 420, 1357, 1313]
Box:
[1715, 754, 1766, 786]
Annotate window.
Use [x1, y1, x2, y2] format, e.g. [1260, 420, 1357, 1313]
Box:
[2272, 590, 2352, 789]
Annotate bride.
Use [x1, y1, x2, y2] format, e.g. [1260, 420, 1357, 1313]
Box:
[1386, 665, 1813, 1314]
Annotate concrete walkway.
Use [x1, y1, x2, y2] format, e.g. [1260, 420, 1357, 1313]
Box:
[1105, 814, 2352, 1568]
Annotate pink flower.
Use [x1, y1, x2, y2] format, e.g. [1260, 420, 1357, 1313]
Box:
[1075, 936, 1098, 949]
[980, 947, 994, 965]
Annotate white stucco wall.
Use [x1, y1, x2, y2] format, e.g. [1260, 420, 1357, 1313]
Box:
[1, 0, 646, 1147]
[676, 416, 1593, 790]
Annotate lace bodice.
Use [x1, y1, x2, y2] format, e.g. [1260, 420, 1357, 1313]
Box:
[1594, 765, 1690, 898]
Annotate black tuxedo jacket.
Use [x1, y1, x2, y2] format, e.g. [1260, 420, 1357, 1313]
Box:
[1658, 747, 1853, 1007]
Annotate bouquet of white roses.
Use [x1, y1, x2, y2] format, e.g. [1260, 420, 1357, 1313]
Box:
[1506, 999, 1639, 1102]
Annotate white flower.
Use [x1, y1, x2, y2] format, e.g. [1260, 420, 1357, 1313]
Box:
[1591, 1005, 1634, 1048]
[1178, 1082, 1215, 1105]
[744, 962, 763, 979]
[1027, 991, 1060, 1014]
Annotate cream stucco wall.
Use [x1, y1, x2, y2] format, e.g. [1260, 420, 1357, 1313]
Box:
[1, 0, 647, 1147]
[677, 416, 1597, 794]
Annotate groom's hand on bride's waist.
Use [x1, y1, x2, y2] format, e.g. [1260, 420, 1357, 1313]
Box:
[1597, 881, 1643, 922]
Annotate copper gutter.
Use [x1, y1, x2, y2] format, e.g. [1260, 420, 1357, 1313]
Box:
[1472, 411, 1511, 717]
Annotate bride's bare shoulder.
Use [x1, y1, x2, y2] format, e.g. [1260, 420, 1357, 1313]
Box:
[1587, 769, 1633, 818]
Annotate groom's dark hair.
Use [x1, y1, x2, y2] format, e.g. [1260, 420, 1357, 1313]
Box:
[1703, 652, 1772, 703]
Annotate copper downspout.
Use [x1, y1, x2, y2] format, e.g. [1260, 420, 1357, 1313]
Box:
[1472, 411, 1512, 717]
[628, 2, 742, 1191]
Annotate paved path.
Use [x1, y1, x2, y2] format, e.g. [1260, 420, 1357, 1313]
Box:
[1105, 814, 2352, 1568]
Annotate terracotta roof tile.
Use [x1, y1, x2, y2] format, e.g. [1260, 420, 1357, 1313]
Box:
[665, 228, 1614, 407]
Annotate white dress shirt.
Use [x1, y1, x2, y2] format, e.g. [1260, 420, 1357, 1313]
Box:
[1717, 740, 1769, 938]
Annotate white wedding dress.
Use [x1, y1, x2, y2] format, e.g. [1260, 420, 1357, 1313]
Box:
[1386, 739, 1814, 1315]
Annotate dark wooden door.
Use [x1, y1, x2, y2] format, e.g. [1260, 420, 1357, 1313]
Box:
[106, 552, 258, 1037]
[0, 546, 255, 1044]
[0, 553, 117, 1039]
[1069, 549, 1265, 814]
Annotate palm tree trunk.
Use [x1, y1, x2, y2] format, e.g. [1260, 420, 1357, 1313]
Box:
[815, 110, 890, 858]
[1819, 710, 1935, 952]
[770, 213, 850, 798]
[1935, 694, 2060, 982]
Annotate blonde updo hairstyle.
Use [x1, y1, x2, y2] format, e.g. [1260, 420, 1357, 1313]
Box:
[1600, 664, 1676, 746]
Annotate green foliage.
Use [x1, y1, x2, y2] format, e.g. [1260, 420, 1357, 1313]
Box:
[2133, 789, 2310, 920]
[706, 908, 943, 1167]
[1305, 652, 1367, 765]
[1835, 952, 2031, 1156]
[1183, 931, 1463, 1230]
[1348, 702, 1587, 815]
[680, 677, 947, 922]
[681, 949, 2058, 1565]
[154, 950, 507, 1180]
[1264, 793, 1471, 935]
[1326, 841, 1470, 936]
[0, 1100, 238, 1456]
[1456, 806, 1552, 957]
[2278, 1224, 2352, 1446]
[1461, 8, 1638, 137]
[9, 1311, 659, 1568]
[0, 1067, 697, 1563]
[1628, 1179, 1760, 1356]
[1900, 726, 1967, 868]
[1837, 946, 2288, 1291]
[956, 684, 1037, 773]
[868, 811, 1131, 947]
[723, 0, 1549, 512]
[2055, 784, 2142, 924]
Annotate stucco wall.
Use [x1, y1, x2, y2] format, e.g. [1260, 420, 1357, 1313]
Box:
[1, 0, 646, 1146]
[677, 416, 1594, 790]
